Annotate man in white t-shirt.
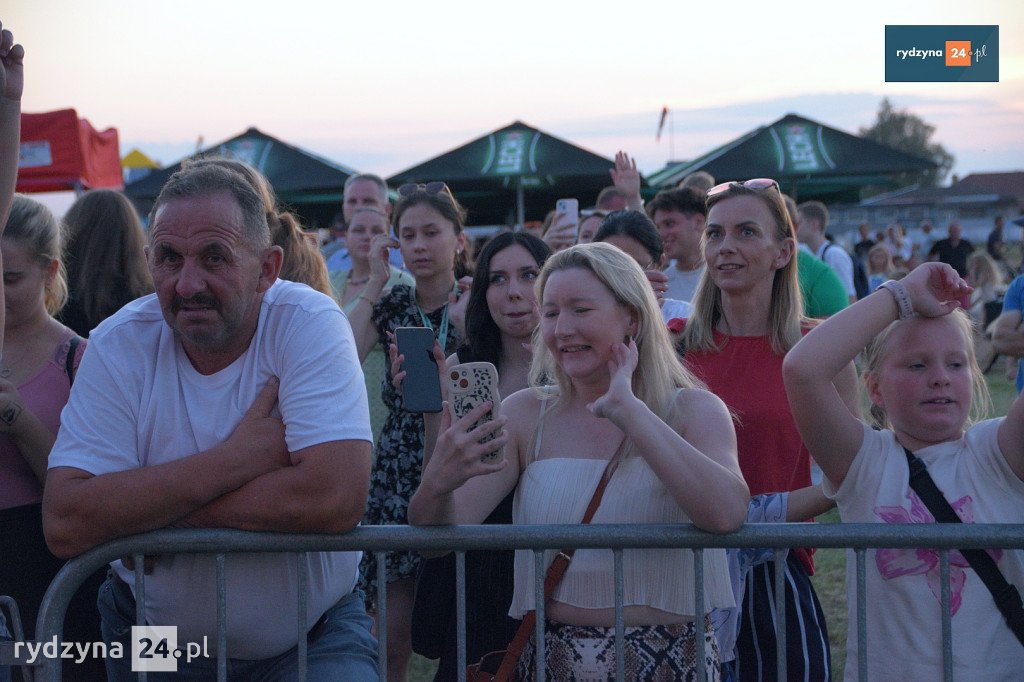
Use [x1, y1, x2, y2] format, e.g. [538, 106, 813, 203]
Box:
[648, 186, 707, 303]
[43, 164, 377, 681]
[797, 200, 856, 304]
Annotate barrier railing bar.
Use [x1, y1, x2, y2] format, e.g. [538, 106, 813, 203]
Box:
[375, 551, 387, 682]
[0, 595, 33, 682]
[773, 550, 786, 682]
[939, 550, 953, 682]
[456, 551, 466, 682]
[613, 548, 624, 682]
[134, 554, 146, 682]
[855, 548, 866, 682]
[693, 547, 705, 682]
[296, 551, 308, 682]
[216, 553, 227, 682]
[29, 523, 1024, 681]
[533, 550, 545, 682]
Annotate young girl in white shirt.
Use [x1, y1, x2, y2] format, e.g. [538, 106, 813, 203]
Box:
[783, 262, 1024, 681]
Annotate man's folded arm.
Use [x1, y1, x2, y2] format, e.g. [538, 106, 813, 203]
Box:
[176, 439, 371, 533]
[42, 435, 288, 559]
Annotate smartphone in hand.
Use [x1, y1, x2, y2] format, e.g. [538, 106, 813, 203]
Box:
[446, 362, 503, 463]
[395, 327, 442, 413]
[556, 198, 579, 229]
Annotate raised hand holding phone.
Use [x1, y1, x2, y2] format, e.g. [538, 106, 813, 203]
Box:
[544, 199, 578, 252]
[446, 362, 503, 463]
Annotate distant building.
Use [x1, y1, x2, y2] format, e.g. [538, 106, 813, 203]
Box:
[953, 171, 1024, 208]
[828, 176, 1021, 247]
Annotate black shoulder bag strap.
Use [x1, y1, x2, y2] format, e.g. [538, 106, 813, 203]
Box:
[903, 445, 1024, 649]
[65, 335, 83, 387]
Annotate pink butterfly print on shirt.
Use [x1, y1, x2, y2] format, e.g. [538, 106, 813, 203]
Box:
[873, 492, 1000, 616]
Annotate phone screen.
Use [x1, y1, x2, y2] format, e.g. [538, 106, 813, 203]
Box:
[395, 327, 442, 413]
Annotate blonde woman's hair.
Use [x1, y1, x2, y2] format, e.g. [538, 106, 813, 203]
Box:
[680, 183, 805, 355]
[529, 243, 704, 430]
[867, 243, 894, 275]
[967, 251, 1004, 290]
[5, 194, 69, 315]
[863, 309, 992, 431]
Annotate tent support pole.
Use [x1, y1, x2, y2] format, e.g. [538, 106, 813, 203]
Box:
[516, 177, 525, 231]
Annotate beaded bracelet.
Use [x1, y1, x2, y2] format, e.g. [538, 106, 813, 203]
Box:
[879, 279, 913, 319]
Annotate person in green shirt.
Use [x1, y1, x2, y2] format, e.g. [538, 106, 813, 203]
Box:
[782, 194, 847, 319]
[797, 249, 848, 318]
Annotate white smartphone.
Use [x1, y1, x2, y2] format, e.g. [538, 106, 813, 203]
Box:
[555, 198, 579, 229]
[446, 362, 503, 463]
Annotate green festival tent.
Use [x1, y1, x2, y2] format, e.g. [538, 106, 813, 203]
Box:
[124, 127, 359, 226]
[388, 121, 637, 227]
[647, 113, 937, 202]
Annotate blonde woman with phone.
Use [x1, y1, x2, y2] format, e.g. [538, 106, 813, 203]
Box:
[410, 243, 747, 681]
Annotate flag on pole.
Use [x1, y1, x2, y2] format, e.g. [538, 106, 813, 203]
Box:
[656, 107, 669, 142]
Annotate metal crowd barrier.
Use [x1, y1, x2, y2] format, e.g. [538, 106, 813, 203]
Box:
[10, 522, 1024, 682]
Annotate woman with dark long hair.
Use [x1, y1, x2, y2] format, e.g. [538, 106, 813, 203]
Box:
[59, 189, 153, 336]
[409, 231, 550, 680]
[347, 182, 471, 682]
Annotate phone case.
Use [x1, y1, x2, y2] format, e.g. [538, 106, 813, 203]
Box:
[446, 362, 503, 463]
[396, 327, 443, 413]
[556, 198, 579, 226]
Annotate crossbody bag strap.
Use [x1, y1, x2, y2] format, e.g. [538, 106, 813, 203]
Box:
[489, 435, 627, 681]
[903, 445, 1024, 650]
[65, 335, 83, 387]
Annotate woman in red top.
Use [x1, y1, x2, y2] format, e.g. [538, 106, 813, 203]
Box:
[678, 180, 858, 681]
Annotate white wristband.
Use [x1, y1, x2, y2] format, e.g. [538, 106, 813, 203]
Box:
[879, 279, 913, 319]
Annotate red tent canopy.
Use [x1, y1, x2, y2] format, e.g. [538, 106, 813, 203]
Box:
[17, 109, 122, 192]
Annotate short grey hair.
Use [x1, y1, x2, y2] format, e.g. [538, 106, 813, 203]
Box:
[344, 174, 389, 204]
[150, 163, 270, 251]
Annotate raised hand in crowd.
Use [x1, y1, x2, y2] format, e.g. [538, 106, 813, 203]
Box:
[447, 274, 473, 339]
[610, 150, 644, 212]
[543, 209, 577, 252]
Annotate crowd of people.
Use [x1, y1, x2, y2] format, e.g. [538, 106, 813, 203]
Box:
[2, 19, 1024, 682]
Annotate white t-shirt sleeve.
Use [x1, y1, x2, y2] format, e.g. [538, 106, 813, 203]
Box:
[824, 246, 856, 298]
[273, 302, 373, 452]
[49, 332, 145, 475]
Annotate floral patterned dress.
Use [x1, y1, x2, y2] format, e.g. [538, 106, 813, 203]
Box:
[358, 283, 461, 607]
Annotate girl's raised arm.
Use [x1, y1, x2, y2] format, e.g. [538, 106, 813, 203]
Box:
[784, 263, 970, 486]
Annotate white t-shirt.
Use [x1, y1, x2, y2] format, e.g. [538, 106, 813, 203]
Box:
[49, 279, 373, 659]
[660, 298, 691, 323]
[664, 263, 705, 303]
[817, 242, 856, 298]
[825, 420, 1024, 681]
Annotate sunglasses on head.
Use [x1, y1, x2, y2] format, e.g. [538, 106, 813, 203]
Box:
[706, 178, 780, 198]
[397, 182, 450, 197]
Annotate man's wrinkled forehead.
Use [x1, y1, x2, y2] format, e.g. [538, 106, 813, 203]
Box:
[149, 191, 248, 247]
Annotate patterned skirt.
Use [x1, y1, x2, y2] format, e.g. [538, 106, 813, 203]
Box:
[514, 617, 720, 682]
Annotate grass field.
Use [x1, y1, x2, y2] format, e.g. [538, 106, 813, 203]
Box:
[407, 364, 1020, 682]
